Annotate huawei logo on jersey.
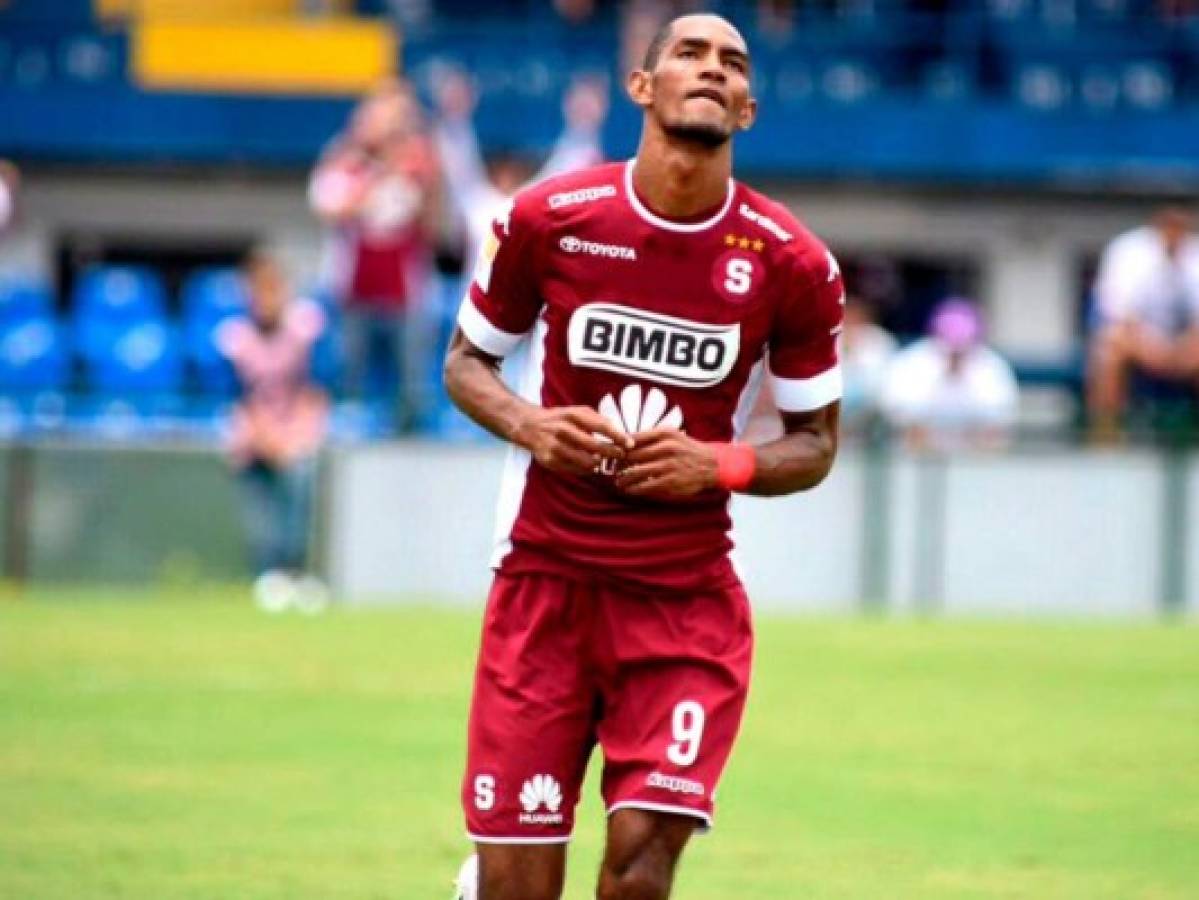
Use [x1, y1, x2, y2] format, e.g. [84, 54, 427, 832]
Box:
[595, 384, 683, 476]
[600, 384, 684, 435]
[567, 303, 740, 389]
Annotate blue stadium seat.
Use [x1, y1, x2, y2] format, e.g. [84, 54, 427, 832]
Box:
[1014, 61, 1072, 110]
[0, 314, 67, 391]
[182, 267, 246, 322]
[182, 267, 248, 395]
[57, 33, 123, 85]
[772, 61, 816, 107]
[73, 265, 168, 362]
[74, 264, 166, 320]
[0, 278, 53, 321]
[995, 15, 1177, 112]
[923, 58, 977, 104]
[1122, 60, 1173, 110]
[819, 58, 880, 104]
[82, 320, 183, 393]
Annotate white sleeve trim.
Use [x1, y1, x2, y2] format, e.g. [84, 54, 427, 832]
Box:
[768, 364, 843, 412]
[457, 294, 528, 358]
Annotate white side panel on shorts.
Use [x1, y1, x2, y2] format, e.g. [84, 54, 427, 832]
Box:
[489, 314, 549, 568]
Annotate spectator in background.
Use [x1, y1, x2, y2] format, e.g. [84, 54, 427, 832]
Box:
[553, 0, 598, 24]
[432, 67, 608, 290]
[1158, 1, 1199, 22]
[880, 297, 1019, 451]
[757, 0, 797, 37]
[1087, 205, 1199, 438]
[839, 293, 897, 433]
[0, 159, 19, 238]
[429, 68, 608, 417]
[309, 77, 439, 430]
[217, 252, 329, 612]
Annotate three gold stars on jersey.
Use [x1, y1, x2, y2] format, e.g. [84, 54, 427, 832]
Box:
[723, 234, 765, 252]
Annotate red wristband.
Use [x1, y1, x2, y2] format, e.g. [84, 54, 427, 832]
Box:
[712, 442, 756, 492]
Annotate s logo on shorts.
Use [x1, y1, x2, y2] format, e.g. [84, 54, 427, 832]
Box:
[473, 774, 496, 810]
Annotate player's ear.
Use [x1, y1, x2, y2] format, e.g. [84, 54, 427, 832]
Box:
[626, 68, 653, 110]
[737, 95, 757, 132]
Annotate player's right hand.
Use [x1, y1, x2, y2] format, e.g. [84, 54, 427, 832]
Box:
[513, 406, 633, 476]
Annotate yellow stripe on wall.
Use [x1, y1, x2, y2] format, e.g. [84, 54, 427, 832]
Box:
[133, 19, 396, 95]
[97, 1, 312, 21]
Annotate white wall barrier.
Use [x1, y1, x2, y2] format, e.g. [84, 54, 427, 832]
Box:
[325, 443, 1191, 617]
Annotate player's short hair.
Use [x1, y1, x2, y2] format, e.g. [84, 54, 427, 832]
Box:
[641, 15, 750, 74]
[642, 19, 675, 71]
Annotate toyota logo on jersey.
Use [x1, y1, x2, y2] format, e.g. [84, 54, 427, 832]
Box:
[567, 303, 740, 389]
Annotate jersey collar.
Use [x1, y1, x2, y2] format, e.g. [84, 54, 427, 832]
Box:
[623, 159, 735, 234]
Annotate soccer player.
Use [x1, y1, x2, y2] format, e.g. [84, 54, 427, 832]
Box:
[444, 14, 843, 900]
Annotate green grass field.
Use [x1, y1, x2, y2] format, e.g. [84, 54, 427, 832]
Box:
[1, 588, 1197, 899]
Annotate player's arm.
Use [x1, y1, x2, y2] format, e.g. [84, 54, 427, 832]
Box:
[443, 194, 630, 474]
[745, 402, 840, 495]
[444, 330, 630, 474]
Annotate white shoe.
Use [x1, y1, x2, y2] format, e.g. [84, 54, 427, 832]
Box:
[293, 574, 330, 615]
[253, 571, 296, 613]
[452, 854, 478, 900]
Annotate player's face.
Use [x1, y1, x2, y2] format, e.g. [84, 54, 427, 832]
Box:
[633, 17, 756, 147]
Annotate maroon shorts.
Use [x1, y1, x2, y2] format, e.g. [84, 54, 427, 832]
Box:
[461, 570, 753, 843]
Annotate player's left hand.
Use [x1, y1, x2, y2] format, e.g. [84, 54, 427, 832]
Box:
[614, 428, 718, 499]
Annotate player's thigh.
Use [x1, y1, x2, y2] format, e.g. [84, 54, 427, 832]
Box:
[595, 582, 753, 830]
[596, 807, 696, 900]
[463, 572, 598, 844]
[476, 842, 567, 900]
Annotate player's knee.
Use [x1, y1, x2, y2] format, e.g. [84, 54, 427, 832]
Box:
[597, 815, 693, 900]
[596, 861, 673, 900]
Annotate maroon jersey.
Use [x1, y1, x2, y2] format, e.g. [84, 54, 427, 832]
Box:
[458, 161, 844, 592]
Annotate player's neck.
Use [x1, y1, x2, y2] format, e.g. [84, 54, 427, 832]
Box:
[631, 131, 731, 222]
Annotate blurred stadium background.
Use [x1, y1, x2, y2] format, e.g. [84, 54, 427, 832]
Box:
[0, 1, 1197, 897]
